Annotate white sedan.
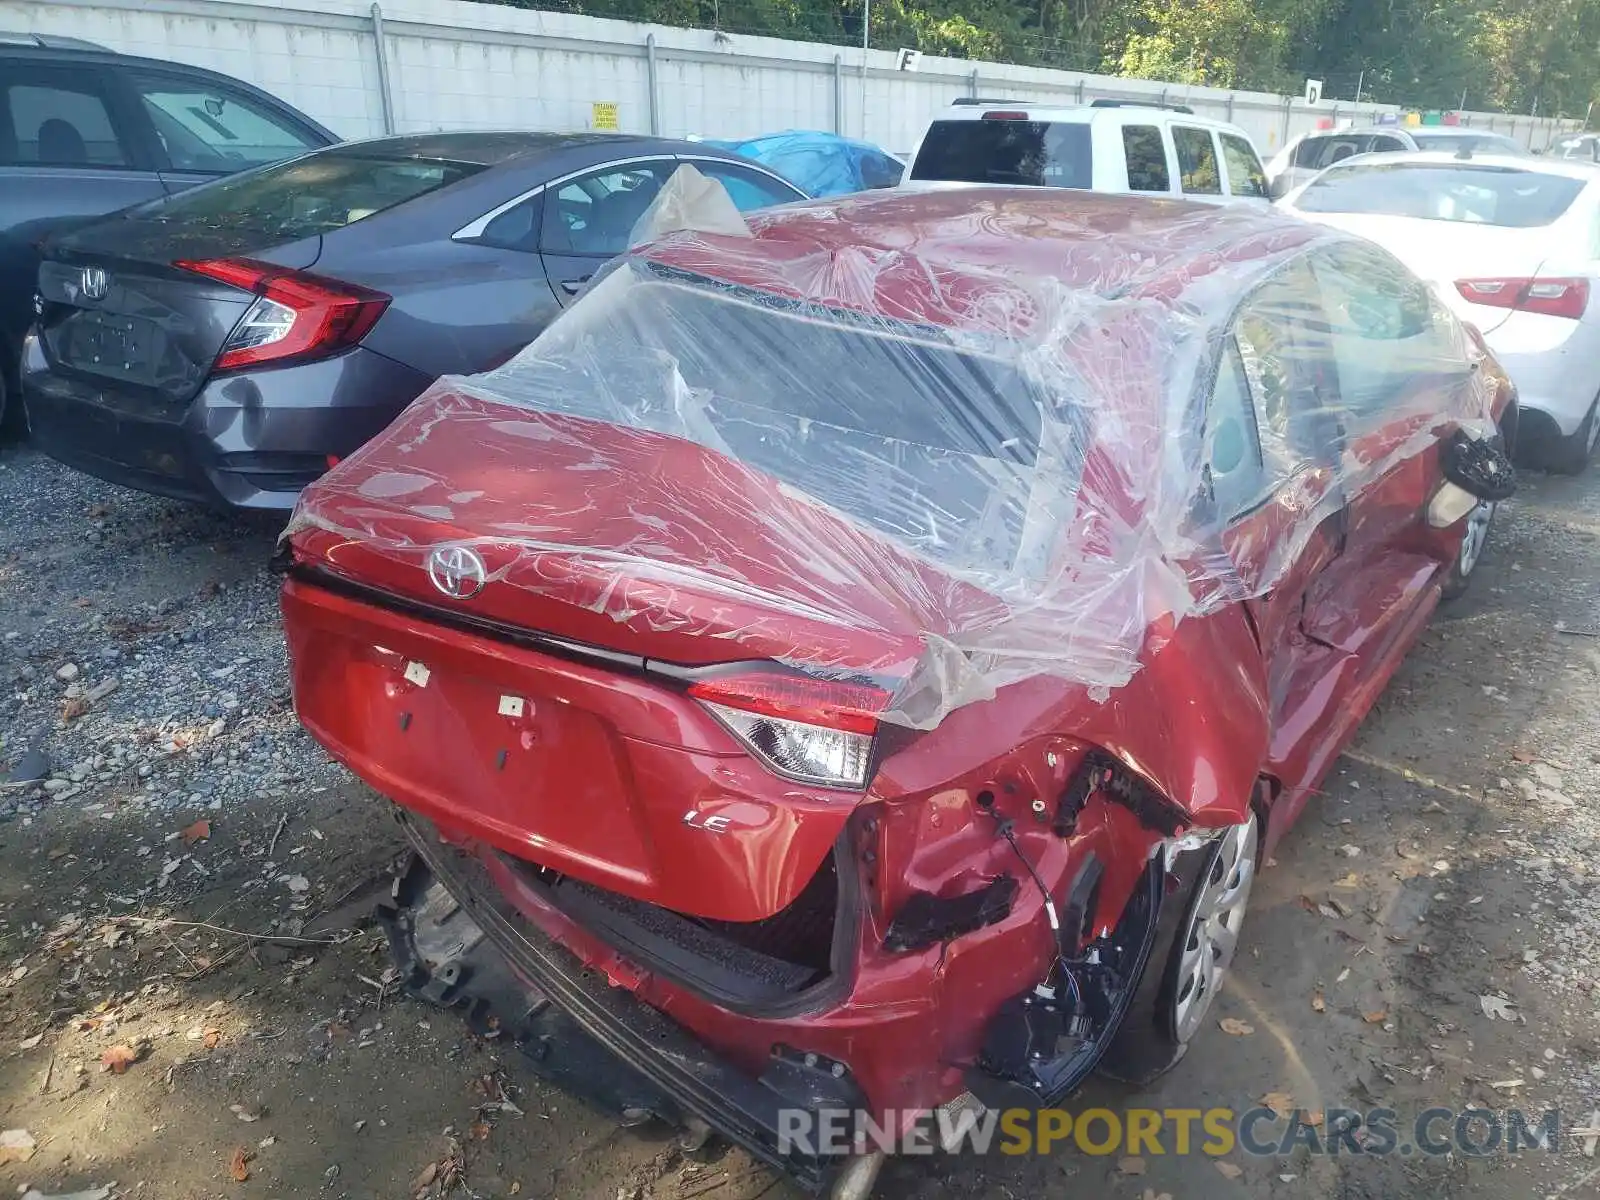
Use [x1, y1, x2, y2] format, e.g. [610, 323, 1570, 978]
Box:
[1280, 151, 1600, 472]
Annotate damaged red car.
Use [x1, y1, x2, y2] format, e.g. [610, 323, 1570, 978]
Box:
[278, 185, 1516, 1198]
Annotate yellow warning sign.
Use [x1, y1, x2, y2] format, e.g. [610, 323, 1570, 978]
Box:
[592, 101, 619, 131]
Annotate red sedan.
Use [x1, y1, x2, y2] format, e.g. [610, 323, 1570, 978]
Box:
[278, 188, 1515, 1199]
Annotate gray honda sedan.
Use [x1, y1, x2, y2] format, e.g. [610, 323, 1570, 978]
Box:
[22, 131, 806, 508]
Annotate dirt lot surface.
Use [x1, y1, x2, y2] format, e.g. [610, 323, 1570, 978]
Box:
[1, 440, 1598, 1200]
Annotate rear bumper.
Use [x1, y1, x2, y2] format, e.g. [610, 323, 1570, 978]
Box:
[1483, 323, 1600, 438]
[385, 817, 860, 1195]
[20, 336, 429, 509]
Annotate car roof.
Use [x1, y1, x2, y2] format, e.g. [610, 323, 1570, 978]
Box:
[326, 130, 751, 169]
[933, 102, 1248, 132]
[641, 187, 1336, 334]
[1320, 149, 1600, 179]
[0, 41, 339, 142]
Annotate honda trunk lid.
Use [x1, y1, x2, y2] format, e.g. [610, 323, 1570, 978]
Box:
[37, 217, 321, 404]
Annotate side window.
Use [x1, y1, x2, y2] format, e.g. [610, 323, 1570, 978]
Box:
[1220, 134, 1268, 198]
[1371, 135, 1407, 154]
[1234, 257, 1339, 475]
[1292, 136, 1331, 170]
[689, 161, 803, 212]
[128, 73, 319, 172]
[1, 76, 128, 167]
[540, 162, 673, 257]
[1308, 243, 1465, 421]
[1206, 337, 1267, 515]
[1173, 126, 1222, 195]
[476, 192, 545, 253]
[1122, 124, 1171, 192]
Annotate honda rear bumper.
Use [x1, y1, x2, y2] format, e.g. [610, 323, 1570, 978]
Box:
[20, 335, 429, 509]
[383, 816, 864, 1195]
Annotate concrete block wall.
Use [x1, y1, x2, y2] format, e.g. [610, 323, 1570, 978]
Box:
[3, 0, 1577, 156]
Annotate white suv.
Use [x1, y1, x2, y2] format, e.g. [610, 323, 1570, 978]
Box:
[903, 100, 1271, 204]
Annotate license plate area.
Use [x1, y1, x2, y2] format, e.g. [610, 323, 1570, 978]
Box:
[349, 644, 654, 882]
[57, 312, 159, 386]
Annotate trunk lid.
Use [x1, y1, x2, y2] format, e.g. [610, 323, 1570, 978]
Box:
[37, 216, 320, 403]
[288, 388, 968, 678]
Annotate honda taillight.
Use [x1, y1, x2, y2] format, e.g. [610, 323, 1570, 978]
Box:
[175, 258, 390, 372]
[1455, 277, 1590, 320]
[688, 671, 894, 789]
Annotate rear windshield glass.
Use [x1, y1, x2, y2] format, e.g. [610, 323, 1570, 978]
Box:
[491, 265, 1084, 577]
[1294, 162, 1584, 227]
[1410, 133, 1524, 155]
[910, 119, 1092, 188]
[132, 150, 484, 238]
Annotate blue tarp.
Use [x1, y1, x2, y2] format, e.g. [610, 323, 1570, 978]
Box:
[704, 131, 905, 198]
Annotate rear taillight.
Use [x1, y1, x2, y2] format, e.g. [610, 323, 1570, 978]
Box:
[1455, 277, 1590, 320]
[175, 257, 390, 372]
[688, 670, 894, 789]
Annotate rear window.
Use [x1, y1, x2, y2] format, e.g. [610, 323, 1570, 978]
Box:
[1294, 162, 1585, 227]
[1410, 133, 1525, 155]
[910, 119, 1092, 188]
[494, 264, 1082, 577]
[1555, 136, 1598, 160]
[132, 150, 484, 238]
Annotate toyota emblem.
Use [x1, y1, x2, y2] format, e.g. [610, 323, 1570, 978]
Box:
[426, 545, 488, 600]
[79, 267, 108, 302]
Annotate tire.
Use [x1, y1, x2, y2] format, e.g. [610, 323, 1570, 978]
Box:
[1548, 394, 1600, 475]
[1097, 814, 1259, 1085]
[0, 344, 24, 441]
[1441, 498, 1495, 602]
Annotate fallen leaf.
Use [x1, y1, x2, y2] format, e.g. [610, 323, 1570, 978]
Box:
[230, 1104, 260, 1123]
[1218, 1018, 1254, 1036]
[1480, 993, 1518, 1021]
[229, 1146, 252, 1182]
[203, 1028, 221, 1050]
[1511, 749, 1536, 764]
[1335, 967, 1350, 984]
[1333, 872, 1360, 888]
[181, 819, 211, 845]
[1258, 1091, 1295, 1114]
[1215, 1160, 1244, 1180]
[1362, 1009, 1389, 1024]
[0, 1129, 37, 1165]
[61, 696, 90, 722]
[1311, 993, 1326, 1013]
[1297, 894, 1320, 912]
[470, 1121, 491, 1142]
[101, 1044, 139, 1074]
[1118, 1155, 1147, 1175]
[413, 1162, 440, 1190]
[1142, 1191, 1174, 1200]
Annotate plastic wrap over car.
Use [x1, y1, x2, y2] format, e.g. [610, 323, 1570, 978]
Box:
[704, 130, 904, 196]
[285, 175, 1501, 731]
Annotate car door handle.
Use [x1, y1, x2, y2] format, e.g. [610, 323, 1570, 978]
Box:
[559, 275, 592, 296]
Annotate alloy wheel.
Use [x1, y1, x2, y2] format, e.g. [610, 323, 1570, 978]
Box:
[1457, 500, 1496, 578]
[1172, 816, 1258, 1042]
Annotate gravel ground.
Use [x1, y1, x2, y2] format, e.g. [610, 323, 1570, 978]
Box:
[0, 439, 1598, 1200]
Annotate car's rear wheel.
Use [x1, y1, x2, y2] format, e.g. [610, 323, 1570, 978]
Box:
[1549, 394, 1600, 475]
[1097, 814, 1259, 1085]
[0, 341, 23, 440]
